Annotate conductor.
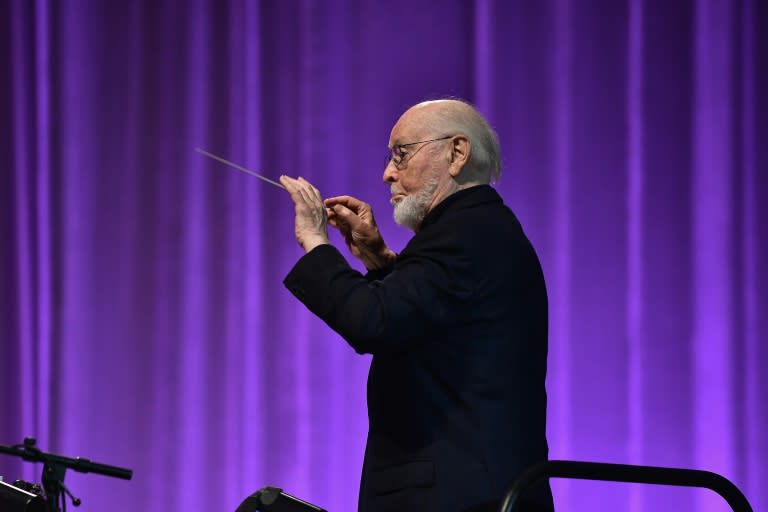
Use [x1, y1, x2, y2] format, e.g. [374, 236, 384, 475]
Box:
[280, 99, 554, 512]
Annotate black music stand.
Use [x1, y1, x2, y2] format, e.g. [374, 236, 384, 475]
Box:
[0, 437, 133, 512]
[235, 486, 327, 512]
[0, 479, 47, 512]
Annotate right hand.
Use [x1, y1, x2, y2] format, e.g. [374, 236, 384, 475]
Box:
[324, 195, 396, 270]
[278, 175, 330, 253]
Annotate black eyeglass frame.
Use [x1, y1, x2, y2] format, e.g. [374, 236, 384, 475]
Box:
[385, 135, 454, 169]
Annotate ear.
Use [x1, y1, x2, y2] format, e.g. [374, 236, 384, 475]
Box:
[447, 135, 470, 177]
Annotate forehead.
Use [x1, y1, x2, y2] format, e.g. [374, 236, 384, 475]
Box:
[388, 108, 433, 146]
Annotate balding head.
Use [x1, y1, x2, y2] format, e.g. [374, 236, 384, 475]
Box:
[398, 99, 501, 183]
[383, 99, 501, 231]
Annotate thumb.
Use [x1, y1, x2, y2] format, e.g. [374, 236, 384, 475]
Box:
[333, 204, 364, 230]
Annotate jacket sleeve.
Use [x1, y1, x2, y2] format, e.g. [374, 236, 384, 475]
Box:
[283, 235, 475, 356]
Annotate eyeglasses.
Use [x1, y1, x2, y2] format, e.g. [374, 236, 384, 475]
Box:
[385, 135, 453, 170]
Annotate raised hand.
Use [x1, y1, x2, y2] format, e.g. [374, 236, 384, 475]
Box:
[325, 195, 396, 270]
[279, 176, 330, 253]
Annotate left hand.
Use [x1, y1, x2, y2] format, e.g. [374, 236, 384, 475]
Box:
[325, 195, 395, 270]
[279, 175, 330, 253]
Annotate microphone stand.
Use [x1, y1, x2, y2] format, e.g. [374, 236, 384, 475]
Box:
[0, 437, 133, 512]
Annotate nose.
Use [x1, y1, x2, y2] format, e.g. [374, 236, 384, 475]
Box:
[383, 161, 398, 183]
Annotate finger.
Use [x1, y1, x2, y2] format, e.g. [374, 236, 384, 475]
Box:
[280, 176, 306, 201]
[306, 184, 324, 206]
[325, 195, 368, 213]
[327, 209, 349, 230]
[298, 177, 323, 203]
[332, 204, 364, 230]
[344, 232, 354, 246]
[297, 177, 320, 200]
[297, 186, 314, 206]
[309, 183, 324, 205]
[291, 178, 311, 200]
[329, 219, 352, 235]
[279, 177, 309, 206]
[325, 195, 364, 209]
[280, 175, 299, 189]
[296, 178, 324, 209]
[327, 209, 342, 226]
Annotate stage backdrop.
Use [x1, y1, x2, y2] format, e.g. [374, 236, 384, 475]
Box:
[1, 1, 766, 511]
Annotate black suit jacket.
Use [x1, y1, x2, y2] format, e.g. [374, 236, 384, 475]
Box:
[285, 185, 553, 512]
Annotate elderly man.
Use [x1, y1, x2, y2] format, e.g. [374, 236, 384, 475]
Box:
[279, 99, 553, 512]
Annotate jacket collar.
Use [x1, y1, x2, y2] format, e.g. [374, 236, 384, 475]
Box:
[418, 184, 501, 231]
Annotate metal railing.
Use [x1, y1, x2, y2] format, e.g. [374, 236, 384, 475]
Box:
[500, 460, 753, 512]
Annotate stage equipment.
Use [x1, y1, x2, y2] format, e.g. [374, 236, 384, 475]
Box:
[500, 459, 753, 512]
[235, 486, 327, 512]
[0, 437, 133, 512]
[0, 479, 46, 512]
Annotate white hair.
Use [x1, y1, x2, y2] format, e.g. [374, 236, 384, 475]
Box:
[418, 99, 502, 183]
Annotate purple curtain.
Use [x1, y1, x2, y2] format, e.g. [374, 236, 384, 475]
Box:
[2, 1, 766, 511]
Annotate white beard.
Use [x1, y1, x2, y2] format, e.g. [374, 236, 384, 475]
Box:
[391, 175, 439, 231]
